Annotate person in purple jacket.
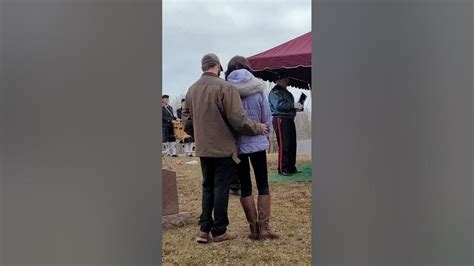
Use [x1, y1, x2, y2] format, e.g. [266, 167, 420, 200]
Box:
[225, 56, 279, 240]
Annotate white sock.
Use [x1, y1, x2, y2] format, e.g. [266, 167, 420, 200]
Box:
[170, 142, 177, 155]
[163, 143, 169, 155]
[184, 143, 192, 155]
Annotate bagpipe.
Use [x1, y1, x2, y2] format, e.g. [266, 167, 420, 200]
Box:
[172, 120, 191, 142]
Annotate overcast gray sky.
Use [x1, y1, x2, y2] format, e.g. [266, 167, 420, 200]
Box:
[163, 0, 312, 107]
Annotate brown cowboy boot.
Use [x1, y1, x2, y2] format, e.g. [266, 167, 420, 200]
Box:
[257, 195, 279, 240]
[240, 195, 259, 240]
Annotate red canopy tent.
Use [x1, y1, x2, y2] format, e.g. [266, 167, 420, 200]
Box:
[247, 32, 312, 90]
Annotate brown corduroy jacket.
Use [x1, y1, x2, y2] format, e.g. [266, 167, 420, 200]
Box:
[181, 72, 261, 163]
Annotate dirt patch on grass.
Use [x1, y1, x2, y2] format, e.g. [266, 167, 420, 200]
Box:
[162, 153, 312, 265]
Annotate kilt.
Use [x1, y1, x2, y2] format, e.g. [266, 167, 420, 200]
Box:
[162, 123, 176, 142]
[179, 136, 194, 144]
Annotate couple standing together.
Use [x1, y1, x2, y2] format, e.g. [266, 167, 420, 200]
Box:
[181, 53, 302, 243]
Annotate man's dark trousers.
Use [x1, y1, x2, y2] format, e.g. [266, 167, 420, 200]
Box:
[198, 156, 236, 237]
[272, 116, 297, 174]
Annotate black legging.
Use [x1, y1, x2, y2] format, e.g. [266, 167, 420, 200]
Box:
[237, 150, 270, 197]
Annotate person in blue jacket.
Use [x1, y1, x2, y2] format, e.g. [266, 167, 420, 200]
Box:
[268, 73, 304, 176]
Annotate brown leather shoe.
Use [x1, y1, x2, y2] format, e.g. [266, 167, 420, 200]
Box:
[212, 232, 237, 243]
[196, 230, 210, 244]
[257, 195, 279, 240]
[240, 196, 259, 240]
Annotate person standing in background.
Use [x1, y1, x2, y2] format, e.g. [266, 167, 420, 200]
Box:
[162, 95, 178, 157]
[229, 175, 241, 196]
[268, 73, 303, 176]
[176, 99, 194, 157]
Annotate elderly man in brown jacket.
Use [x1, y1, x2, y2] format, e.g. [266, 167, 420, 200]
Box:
[182, 53, 268, 243]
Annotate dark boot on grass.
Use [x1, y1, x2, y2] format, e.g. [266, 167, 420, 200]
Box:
[195, 230, 210, 244]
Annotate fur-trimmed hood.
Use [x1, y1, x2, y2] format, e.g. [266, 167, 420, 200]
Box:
[227, 69, 267, 98]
